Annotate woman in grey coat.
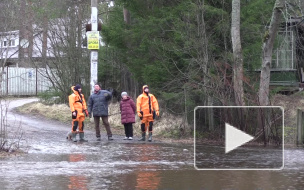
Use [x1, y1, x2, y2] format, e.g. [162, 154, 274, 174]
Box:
[88, 84, 113, 141]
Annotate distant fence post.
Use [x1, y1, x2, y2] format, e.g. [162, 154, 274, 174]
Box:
[2, 67, 52, 96]
[36, 67, 38, 96]
[6, 66, 8, 96]
[297, 109, 304, 146]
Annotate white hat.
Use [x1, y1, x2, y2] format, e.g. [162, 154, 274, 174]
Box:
[121, 92, 128, 96]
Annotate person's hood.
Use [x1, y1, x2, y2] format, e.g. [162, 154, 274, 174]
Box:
[71, 86, 79, 94]
[142, 85, 148, 93]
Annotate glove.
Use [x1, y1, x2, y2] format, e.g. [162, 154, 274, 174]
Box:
[104, 93, 112, 101]
[85, 110, 89, 117]
[72, 111, 77, 119]
[72, 111, 77, 116]
[156, 110, 159, 116]
[137, 112, 142, 118]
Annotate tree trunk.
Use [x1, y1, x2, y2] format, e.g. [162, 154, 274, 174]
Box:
[258, 0, 284, 106]
[123, 7, 131, 24]
[18, 0, 26, 63]
[42, 15, 48, 68]
[258, 0, 284, 145]
[231, 0, 245, 106]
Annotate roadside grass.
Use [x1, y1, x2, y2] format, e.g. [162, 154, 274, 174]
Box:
[17, 102, 72, 124]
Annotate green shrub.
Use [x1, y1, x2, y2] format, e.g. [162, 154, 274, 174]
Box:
[38, 90, 62, 105]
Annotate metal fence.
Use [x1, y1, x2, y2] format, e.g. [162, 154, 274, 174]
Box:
[0, 67, 52, 96]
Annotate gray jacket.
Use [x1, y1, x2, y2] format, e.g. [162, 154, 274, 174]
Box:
[88, 90, 112, 117]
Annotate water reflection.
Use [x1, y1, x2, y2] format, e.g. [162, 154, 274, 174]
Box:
[135, 171, 160, 190]
[134, 144, 161, 190]
[68, 154, 88, 190]
[195, 144, 283, 169]
[2, 142, 304, 189]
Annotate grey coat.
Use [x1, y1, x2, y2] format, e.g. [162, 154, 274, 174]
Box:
[88, 90, 112, 117]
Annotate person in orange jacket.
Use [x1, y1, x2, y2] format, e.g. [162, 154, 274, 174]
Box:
[69, 84, 89, 142]
[136, 85, 159, 141]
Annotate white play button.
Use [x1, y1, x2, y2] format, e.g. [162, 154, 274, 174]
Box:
[225, 123, 254, 153]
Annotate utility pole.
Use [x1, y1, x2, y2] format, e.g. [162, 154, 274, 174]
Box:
[89, 0, 98, 94]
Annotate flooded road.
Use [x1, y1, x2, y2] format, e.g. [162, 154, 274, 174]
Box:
[1, 98, 304, 189]
[195, 144, 283, 169]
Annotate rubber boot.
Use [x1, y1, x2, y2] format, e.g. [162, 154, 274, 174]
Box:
[148, 132, 152, 142]
[72, 132, 77, 142]
[138, 132, 146, 141]
[79, 132, 88, 142]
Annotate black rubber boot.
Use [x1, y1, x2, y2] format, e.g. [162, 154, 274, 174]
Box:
[79, 132, 88, 142]
[148, 132, 152, 142]
[138, 132, 146, 141]
[138, 123, 146, 141]
[72, 121, 78, 142]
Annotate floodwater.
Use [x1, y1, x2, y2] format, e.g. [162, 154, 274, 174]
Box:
[195, 144, 283, 169]
[1, 98, 304, 190]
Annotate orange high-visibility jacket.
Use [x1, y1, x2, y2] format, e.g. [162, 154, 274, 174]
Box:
[136, 85, 159, 117]
[69, 86, 87, 116]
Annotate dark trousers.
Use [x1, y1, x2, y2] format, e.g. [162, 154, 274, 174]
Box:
[124, 123, 133, 137]
[94, 116, 112, 137]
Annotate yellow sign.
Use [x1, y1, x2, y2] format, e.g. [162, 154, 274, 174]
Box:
[87, 31, 99, 50]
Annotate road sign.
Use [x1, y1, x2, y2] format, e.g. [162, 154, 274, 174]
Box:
[87, 31, 99, 50]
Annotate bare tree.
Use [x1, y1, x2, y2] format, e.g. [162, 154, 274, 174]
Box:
[256, 0, 285, 145]
[123, 7, 131, 24]
[231, 0, 245, 106]
[0, 100, 24, 152]
[29, 0, 91, 101]
[258, 0, 285, 106]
